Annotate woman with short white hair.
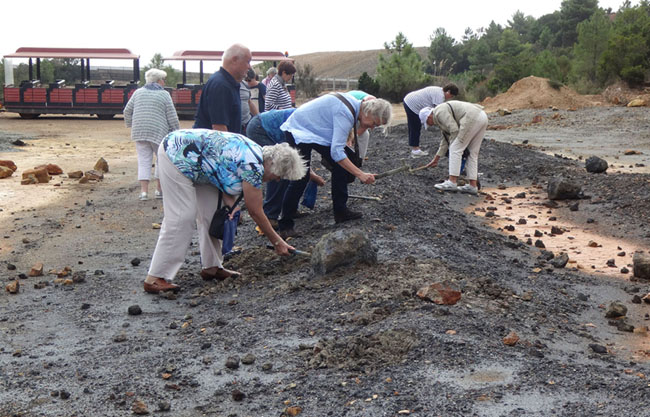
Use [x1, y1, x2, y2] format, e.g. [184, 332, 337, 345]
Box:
[124, 68, 180, 201]
[143, 129, 307, 294]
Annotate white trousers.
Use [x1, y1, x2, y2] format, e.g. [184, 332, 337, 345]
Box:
[448, 111, 488, 180]
[135, 140, 160, 181]
[148, 146, 223, 281]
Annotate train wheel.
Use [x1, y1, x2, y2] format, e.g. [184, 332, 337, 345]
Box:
[19, 113, 40, 119]
[97, 114, 115, 120]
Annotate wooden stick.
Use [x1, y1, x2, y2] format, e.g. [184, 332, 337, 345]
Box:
[374, 164, 410, 179]
[348, 194, 381, 201]
[409, 164, 429, 173]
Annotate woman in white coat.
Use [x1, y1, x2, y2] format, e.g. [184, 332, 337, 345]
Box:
[421, 101, 488, 195]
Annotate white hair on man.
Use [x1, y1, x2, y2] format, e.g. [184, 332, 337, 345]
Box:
[262, 142, 307, 181]
[223, 44, 251, 63]
[144, 68, 167, 84]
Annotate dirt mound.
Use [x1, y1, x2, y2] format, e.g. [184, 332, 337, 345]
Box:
[481, 76, 603, 112]
[601, 81, 650, 106]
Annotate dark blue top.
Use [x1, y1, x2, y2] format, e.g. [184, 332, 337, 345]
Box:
[254, 82, 266, 113]
[193, 68, 241, 133]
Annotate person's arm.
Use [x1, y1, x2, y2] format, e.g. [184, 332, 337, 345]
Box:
[331, 110, 375, 184]
[165, 95, 180, 132]
[242, 181, 294, 256]
[123, 93, 135, 127]
[337, 157, 375, 184]
[212, 124, 228, 131]
[249, 99, 259, 117]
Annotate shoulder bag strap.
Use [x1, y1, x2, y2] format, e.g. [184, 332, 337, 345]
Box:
[330, 92, 359, 155]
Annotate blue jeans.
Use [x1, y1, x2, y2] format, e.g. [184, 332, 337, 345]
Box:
[404, 102, 422, 147]
[279, 133, 349, 231]
[245, 115, 275, 147]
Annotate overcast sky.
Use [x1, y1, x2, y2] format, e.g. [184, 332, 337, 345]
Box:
[2, 0, 633, 70]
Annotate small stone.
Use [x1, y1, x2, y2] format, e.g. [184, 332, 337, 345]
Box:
[81, 303, 91, 310]
[7, 263, 16, 270]
[22, 167, 50, 183]
[29, 262, 44, 277]
[60, 390, 71, 400]
[621, 267, 630, 274]
[588, 241, 600, 248]
[505, 225, 515, 232]
[618, 251, 626, 257]
[617, 322, 635, 332]
[158, 401, 171, 412]
[94, 157, 109, 173]
[225, 356, 240, 369]
[231, 389, 246, 401]
[550, 253, 569, 268]
[6, 280, 19, 294]
[503, 331, 519, 346]
[605, 301, 627, 318]
[67, 170, 84, 179]
[241, 353, 256, 365]
[518, 218, 527, 225]
[534, 240, 545, 248]
[113, 333, 128, 343]
[261, 363, 273, 372]
[550, 226, 564, 235]
[606, 259, 616, 268]
[201, 342, 212, 350]
[534, 230, 543, 237]
[589, 344, 607, 354]
[128, 305, 142, 316]
[586, 218, 595, 223]
[514, 192, 526, 198]
[485, 211, 495, 218]
[130, 258, 141, 267]
[132, 400, 149, 415]
[569, 202, 579, 211]
[632, 295, 642, 304]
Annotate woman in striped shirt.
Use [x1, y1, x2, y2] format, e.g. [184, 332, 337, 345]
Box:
[264, 61, 296, 111]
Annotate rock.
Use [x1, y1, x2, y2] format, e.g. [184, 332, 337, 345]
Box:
[285, 406, 303, 416]
[231, 389, 246, 401]
[550, 226, 564, 235]
[503, 331, 519, 346]
[534, 240, 545, 248]
[0, 166, 14, 179]
[241, 353, 256, 365]
[416, 281, 462, 305]
[589, 344, 607, 354]
[624, 149, 642, 155]
[605, 301, 627, 318]
[11, 139, 26, 146]
[534, 230, 543, 237]
[311, 229, 377, 275]
[585, 156, 608, 173]
[225, 356, 240, 369]
[29, 262, 44, 277]
[22, 167, 50, 183]
[627, 98, 646, 107]
[569, 202, 579, 211]
[59, 390, 71, 400]
[132, 400, 149, 415]
[498, 108, 511, 116]
[518, 218, 527, 225]
[130, 258, 141, 267]
[94, 157, 109, 173]
[504, 225, 515, 231]
[539, 250, 555, 261]
[485, 211, 495, 218]
[550, 253, 569, 268]
[113, 333, 127, 343]
[621, 267, 630, 274]
[34, 163, 63, 175]
[0, 160, 17, 171]
[128, 305, 142, 316]
[67, 170, 84, 179]
[588, 240, 600, 248]
[261, 363, 273, 372]
[617, 322, 635, 332]
[6, 280, 19, 294]
[618, 251, 626, 257]
[83, 170, 104, 181]
[531, 115, 543, 123]
[158, 401, 171, 412]
[547, 177, 581, 200]
[606, 259, 616, 267]
[633, 252, 650, 280]
[632, 295, 642, 304]
[7, 263, 16, 270]
[514, 192, 526, 198]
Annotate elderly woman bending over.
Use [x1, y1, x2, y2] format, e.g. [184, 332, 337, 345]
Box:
[124, 68, 180, 201]
[278, 93, 392, 236]
[144, 129, 306, 294]
[421, 101, 488, 195]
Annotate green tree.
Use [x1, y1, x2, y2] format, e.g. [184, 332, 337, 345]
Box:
[358, 72, 380, 96]
[490, 29, 534, 92]
[426, 27, 459, 76]
[532, 50, 563, 81]
[376, 32, 427, 102]
[571, 10, 611, 84]
[141, 53, 181, 87]
[294, 64, 321, 98]
[558, 0, 599, 47]
[508, 10, 536, 43]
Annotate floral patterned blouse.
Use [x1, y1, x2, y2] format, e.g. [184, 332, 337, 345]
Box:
[163, 129, 264, 195]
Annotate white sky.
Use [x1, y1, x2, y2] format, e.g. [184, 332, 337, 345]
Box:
[2, 0, 632, 70]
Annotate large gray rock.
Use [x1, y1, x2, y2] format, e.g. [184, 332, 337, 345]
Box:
[585, 156, 608, 173]
[633, 251, 650, 280]
[550, 252, 569, 268]
[547, 176, 582, 200]
[311, 229, 377, 275]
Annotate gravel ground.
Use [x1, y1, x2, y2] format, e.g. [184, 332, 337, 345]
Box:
[1, 107, 650, 417]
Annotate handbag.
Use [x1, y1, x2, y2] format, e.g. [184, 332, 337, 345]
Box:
[209, 192, 243, 239]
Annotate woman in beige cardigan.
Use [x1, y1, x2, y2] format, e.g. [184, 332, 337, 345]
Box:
[421, 101, 488, 195]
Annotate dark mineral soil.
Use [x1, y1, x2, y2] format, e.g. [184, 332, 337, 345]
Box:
[1, 107, 650, 417]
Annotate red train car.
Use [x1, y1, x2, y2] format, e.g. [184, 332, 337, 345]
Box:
[164, 50, 295, 118]
[2, 47, 140, 119]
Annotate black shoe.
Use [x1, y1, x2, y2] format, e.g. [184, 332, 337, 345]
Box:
[279, 228, 300, 239]
[334, 209, 363, 224]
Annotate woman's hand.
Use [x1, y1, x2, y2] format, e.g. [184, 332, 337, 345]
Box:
[357, 172, 375, 184]
[273, 239, 294, 256]
[426, 155, 440, 168]
[309, 170, 326, 186]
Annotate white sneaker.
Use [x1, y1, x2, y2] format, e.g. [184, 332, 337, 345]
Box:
[410, 149, 429, 158]
[139, 192, 148, 201]
[434, 180, 458, 192]
[155, 190, 163, 199]
[457, 184, 478, 195]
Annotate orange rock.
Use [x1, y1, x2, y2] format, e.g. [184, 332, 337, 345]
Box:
[0, 166, 13, 179]
[29, 262, 44, 277]
[503, 331, 520, 346]
[285, 406, 302, 416]
[94, 157, 109, 173]
[531, 115, 543, 123]
[0, 160, 17, 171]
[84, 170, 104, 180]
[21, 175, 38, 185]
[67, 170, 83, 179]
[34, 163, 63, 175]
[417, 281, 462, 305]
[6, 280, 19, 294]
[22, 167, 50, 183]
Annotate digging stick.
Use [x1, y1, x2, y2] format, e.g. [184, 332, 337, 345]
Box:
[348, 195, 381, 201]
[374, 164, 410, 179]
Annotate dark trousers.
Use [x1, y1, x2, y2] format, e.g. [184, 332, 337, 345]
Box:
[279, 133, 349, 231]
[404, 102, 422, 147]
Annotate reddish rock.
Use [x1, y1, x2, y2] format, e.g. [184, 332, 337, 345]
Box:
[0, 166, 13, 179]
[29, 262, 44, 277]
[34, 163, 63, 175]
[503, 331, 520, 346]
[22, 167, 50, 183]
[67, 170, 84, 179]
[132, 400, 149, 415]
[84, 170, 104, 180]
[417, 281, 462, 305]
[0, 160, 17, 171]
[531, 115, 543, 123]
[6, 280, 19, 294]
[21, 175, 38, 185]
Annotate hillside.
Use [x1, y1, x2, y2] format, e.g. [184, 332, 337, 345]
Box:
[289, 47, 427, 79]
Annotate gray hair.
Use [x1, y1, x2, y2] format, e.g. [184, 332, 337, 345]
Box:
[145, 68, 167, 84]
[266, 67, 278, 76]
[262, 142, 307, 181]
[361, 98, 393, 132]
[223, 43, 250, 63]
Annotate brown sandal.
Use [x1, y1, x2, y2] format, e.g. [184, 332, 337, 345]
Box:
[143, 277, 180, 294]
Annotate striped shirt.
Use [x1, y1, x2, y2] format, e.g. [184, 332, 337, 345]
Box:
[403, 86, 445, 114]
[264, 75, 292, 111]
[124, 84, 180, 144]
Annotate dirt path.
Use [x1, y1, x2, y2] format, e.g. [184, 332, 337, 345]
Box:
[1, 108, 650, 416]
